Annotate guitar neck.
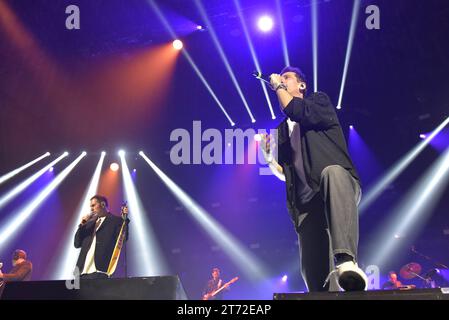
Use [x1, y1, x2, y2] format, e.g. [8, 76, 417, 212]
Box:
[211, 278, 238, 297]
[212, 284, 227, 296]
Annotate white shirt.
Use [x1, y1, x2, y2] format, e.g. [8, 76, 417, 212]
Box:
[81, 216, 107, 275]
[286, 118, 315, 204]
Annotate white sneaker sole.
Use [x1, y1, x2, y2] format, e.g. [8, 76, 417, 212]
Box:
[338, 270, 367, 291]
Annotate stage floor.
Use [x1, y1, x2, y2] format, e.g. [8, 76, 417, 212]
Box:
[274, 288, 449, 300]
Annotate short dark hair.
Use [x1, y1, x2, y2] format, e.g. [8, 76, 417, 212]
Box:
[212, 267, 220, 273]
[90, 194, 109, 208]
[280, 66, 307, 84]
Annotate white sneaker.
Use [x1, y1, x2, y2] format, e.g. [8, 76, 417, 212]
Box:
[336, 261, 368, 291]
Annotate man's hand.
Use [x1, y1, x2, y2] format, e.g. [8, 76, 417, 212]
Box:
[0, 270, 3, 278]
[80, 214, 91, 225]
[269, 73, 282, 91]
[260, 133, 274, 156]
[202, 293, 212, 300]
[260, 133, 285, 180]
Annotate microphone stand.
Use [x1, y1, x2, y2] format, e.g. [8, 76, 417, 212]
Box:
[411, 247, 449, 269]
[411, 247, 448, 288]
[124, 238, 127, 278]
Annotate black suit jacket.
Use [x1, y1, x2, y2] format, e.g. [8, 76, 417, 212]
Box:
[277, 92, 359, 226]
[74, 213, 129, 273]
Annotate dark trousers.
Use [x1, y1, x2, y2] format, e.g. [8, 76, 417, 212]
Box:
[296, 165, 361, 292]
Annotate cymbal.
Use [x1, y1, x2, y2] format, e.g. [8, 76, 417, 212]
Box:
[400, 262, 422, 279]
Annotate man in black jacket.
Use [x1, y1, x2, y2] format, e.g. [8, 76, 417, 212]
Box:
[261, 66, 367, 292]
[202, 267, 228, 300]
[74, 195, 129, 279]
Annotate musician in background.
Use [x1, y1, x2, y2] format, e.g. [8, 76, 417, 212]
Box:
[382, 270, 416, 290]
[382, 271, 402, 289]
[202, 267, 229, 300]
[74, 195, 129, 280]
[0, 249, 33, 282]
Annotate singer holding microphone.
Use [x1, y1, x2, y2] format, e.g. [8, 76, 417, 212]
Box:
[259, 66, 367, 292]
[74, 195, 129, 280]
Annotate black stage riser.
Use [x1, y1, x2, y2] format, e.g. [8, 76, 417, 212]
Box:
[274, 288, 449, 300]
[0, 276, 187, 300]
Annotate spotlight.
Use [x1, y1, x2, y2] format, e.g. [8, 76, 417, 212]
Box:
[139, 151, 268, 281]
[257, 15, 274, 32]
[195, 0, 255, 123]
[272, 115, 276, 120]
[336, 0, 361, 110]
[110, 163, 119, 171]
[0, 152, 51, 185]
[0, 153, 68, 210]
[118, 150, 125, 157]
[369, 145, 449, 267]
[121, 151, 168, 275]
[148, 0, 234, 126]
[275, 0, 290, 66]
[282, 275, 288, 282]
[360, 116, 449, 213]
[0, 152, 86, 251]
[311, 0, 318, 92]
[196, 25, 203, 30]
[251, 119, 256, 123]
[49, 167, 54, 172]
[139, 151, 144, 156]
[101, 151, 106, 156]
[420, 134, 427, 139]
[172, 39, 183, 50]
[349, 125, 354, 130]
[254, 134, 262, 142]
[133, 169, 137, 173]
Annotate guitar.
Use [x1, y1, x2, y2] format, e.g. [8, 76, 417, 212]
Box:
[106, 202, 129, 276]
[202, 277, 239, 300]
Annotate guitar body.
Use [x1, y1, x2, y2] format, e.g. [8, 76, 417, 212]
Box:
[202, 277, 239, 300]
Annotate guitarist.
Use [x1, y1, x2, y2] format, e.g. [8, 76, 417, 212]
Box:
[202, 267, 229, 300]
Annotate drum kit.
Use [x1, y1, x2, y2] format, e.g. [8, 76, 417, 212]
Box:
[399, 262, 441, 288]
[399, 247, 449, 289]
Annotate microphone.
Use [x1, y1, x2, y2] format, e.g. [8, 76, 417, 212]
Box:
[82, 211, 97, 224]
[252, 71, 271, 84]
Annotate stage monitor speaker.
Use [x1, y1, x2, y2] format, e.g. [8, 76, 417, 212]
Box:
[0, 276, 187, 300]
[273, 288, 449, 300]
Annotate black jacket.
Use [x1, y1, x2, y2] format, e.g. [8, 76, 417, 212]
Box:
[277, 92, 360, 224]
[74, 213, 129, 273]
